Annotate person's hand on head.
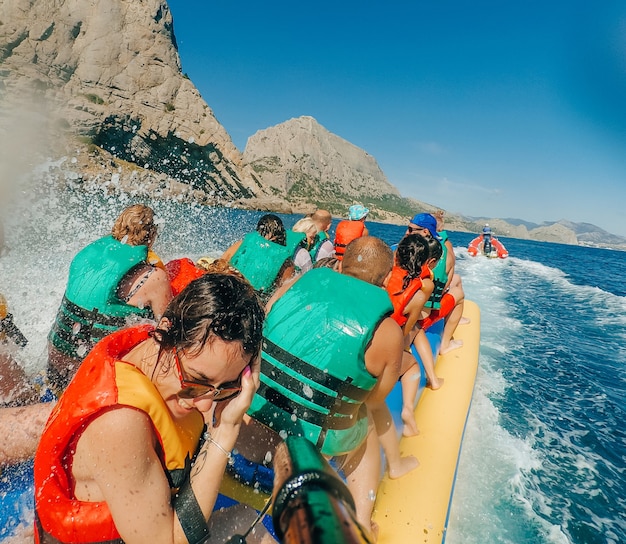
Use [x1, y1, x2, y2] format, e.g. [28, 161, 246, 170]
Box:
[210, 363, 259, 429]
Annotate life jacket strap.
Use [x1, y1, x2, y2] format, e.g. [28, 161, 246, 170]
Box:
[262, 339, 370, 403]
[60, 295, 129, 330]
[256, 381, 367, 431]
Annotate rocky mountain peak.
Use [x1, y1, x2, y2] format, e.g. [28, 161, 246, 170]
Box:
[242, 115, 402, 215]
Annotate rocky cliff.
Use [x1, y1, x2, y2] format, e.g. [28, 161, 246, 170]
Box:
[0, 0, 266, 204]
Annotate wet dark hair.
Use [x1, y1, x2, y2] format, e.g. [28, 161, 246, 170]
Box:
[395, 234, 430, 292]
[152, 273, 265, 360]
[256, 214, 286, 246]
[426, 236, 443, 264]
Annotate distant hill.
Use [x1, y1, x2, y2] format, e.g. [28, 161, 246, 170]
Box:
[463, 217, 626, 249]
[499, 218, 541, 229]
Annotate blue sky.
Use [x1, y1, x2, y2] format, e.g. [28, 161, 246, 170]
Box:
[166, 1, 626, 236]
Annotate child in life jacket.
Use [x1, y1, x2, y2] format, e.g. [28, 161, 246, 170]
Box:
[387, 234, 443, 437]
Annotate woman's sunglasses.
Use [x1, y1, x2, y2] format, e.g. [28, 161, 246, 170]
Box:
[173, 348, 242, 401]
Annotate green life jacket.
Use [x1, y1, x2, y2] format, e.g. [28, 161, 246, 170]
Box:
[285, 230, 307, 273]
[425, 231, 449, 310]
[286, 230, 306, 254]
[308, 231, 329, 262]
[247, 268, 393, 457]
[230, 231, 295, 294]
[48, 235, 150, 359]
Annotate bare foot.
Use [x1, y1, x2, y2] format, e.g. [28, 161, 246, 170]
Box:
[459, 316, 471, 325]
[440, 339, 463, 355]
[427, 377, 444, 390]
[388, 454, 419, 479]
[368, 520, 380, 542]
[401, 406, 420, 437]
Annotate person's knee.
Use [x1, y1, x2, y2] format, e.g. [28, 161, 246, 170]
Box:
[450, 286, 465, 303]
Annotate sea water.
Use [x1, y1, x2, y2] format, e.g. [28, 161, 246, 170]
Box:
[0, 178, 625, 543]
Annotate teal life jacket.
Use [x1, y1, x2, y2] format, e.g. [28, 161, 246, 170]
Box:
[48, 236, 151, 360]
[308, 231, 329, 262]
[425, 231, 449, 310]
[285, 230, 307, 273]
[247, 267, 393, 457]
[230, 231, 294, 294]
[286, 230, 306, 255]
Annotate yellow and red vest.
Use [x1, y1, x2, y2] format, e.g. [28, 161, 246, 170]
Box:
[34, 325, 204, 543]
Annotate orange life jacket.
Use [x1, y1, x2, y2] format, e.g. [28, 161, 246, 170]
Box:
[421, 263, 434, 281]
[386, 266, 423, 327]
[334, 220, 365, 260]
[34, 325, 203, 544]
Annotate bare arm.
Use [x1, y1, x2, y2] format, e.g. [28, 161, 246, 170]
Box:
[364, 317, 403, 407]
[402, 279, 434, 336]
[77, 408, 180, 543]
[444, 239, 455, 289]
[220, 239, 242, 263]
[264, 273, 300, 314]
[0, 402, 55, 466]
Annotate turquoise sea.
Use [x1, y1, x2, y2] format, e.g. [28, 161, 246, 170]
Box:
[0, 185, 625, 543]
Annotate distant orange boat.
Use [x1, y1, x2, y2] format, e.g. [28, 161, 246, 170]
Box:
[468, 234, 509, 258]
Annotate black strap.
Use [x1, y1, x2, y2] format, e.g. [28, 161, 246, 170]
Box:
[260, 358, 360, 416]
[172, 477, 210, 544]
[0, 313, 28, 347]
[61, 295, 129, 329]
[256, 381, 367, 431]
[262, 338, 370, 403]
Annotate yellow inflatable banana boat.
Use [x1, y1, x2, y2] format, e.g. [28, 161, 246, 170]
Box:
[373, 299, 481, 543]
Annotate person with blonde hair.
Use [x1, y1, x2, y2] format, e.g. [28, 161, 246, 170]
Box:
[309, 209, 335, 262]
[292, 217, 317, 247]
[46, 204, 172, 393]
[291, 217, 317, 274]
